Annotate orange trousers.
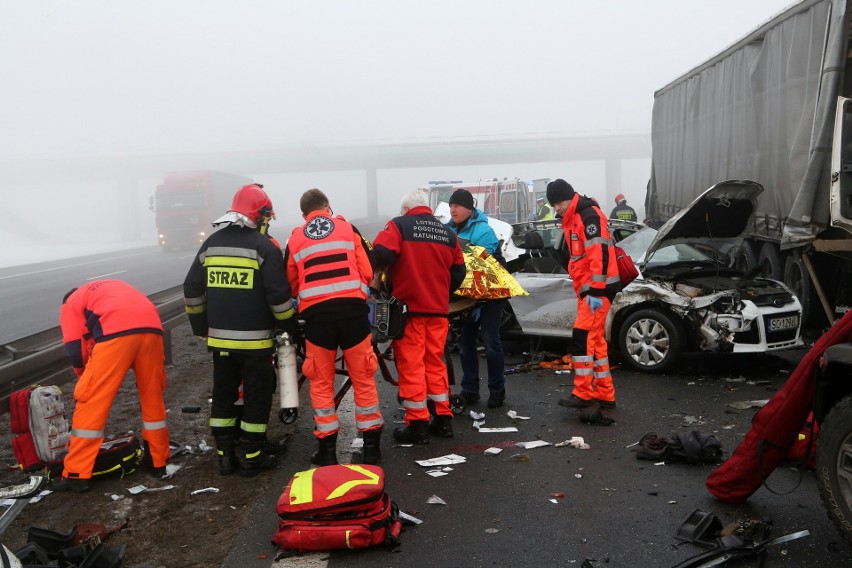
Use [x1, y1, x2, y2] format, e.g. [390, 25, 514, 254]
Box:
[63, 333, 170, 480]
[393, 317, 451, 424]
[573, 297, 615, 403]
[303, 336, 382, 439]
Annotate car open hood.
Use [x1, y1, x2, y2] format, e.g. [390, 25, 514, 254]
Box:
[645, 180, 763, 258]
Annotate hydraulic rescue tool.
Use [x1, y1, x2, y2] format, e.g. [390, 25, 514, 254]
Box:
[276, 332, 299, 424]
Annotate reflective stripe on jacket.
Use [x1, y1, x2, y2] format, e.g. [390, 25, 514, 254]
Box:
[286, 211, 372, 314]
[562, 195, 621, 299]
[183, 224, 294, 354]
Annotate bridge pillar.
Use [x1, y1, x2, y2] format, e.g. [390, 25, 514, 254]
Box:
[366, 168, 378, 220]
[604, 157, 622, 207]
[120, 177, 142, 241]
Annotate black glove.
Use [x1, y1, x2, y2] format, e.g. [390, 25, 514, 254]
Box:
[277, 316, 299, 339]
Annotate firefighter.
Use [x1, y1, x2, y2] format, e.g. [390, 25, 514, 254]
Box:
[446, 189, 508, 409]
[547, 179, 621, 411]
[183, 184, 297, 477]
[285, 188, 384, 465]
[372, 190, 466, 444]
[609, 193, 638, 221]
[54, 280, 170, 493]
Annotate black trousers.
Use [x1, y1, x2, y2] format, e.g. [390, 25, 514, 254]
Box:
[210, 351, 275, 445]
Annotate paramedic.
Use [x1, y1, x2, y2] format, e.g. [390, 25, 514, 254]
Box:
[183, 184, 297, 477]
[54, 280, 170, 492]
[547, 179, 621, 410]
[446, 188, 508, 409]
[286, 188, 384, 465]
[372, 190, 466, 444]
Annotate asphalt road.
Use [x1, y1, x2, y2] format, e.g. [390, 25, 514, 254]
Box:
[222, 341, 852, 568]
[0, 247, 193, 345]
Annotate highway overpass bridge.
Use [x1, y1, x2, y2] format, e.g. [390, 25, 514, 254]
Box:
[0, 132, 650, 237]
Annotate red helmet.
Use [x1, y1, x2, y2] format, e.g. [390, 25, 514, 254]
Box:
[230, 184, 274, 225]
[615, 193, 626, 204]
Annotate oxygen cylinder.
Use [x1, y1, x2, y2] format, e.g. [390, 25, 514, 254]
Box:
[276, 332, 299, 424]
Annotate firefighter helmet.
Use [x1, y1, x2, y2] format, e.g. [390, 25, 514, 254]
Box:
[615, 193, 626, 204]
[230, 184, 274, 225]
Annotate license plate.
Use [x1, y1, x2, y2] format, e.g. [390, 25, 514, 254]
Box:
[768, 315, 799, 331]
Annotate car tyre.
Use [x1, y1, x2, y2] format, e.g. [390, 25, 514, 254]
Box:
[758, 243, 785, 280]
[734, 242, 759, 274]
[617, 308, 682, 373]
[815, 394, 852, 544]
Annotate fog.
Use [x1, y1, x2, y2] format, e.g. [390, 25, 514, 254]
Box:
[0, 0, 794, 266]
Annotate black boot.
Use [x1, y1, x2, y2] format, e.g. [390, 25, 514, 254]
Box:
[311, 433, 338, 466]
[140, 440, 168, 478]
[428, 415, 454, 438]
[240, 441, 278, 477]
[393, 420, 430, 445]
[214, 434, 239, 476]
[362, 428, 382, 465]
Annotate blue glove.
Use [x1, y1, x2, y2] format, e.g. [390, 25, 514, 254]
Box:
[585, 295, 603, 314]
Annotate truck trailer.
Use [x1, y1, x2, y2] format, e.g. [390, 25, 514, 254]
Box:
[646, 0, 852, 327]
[150, 171, 253, 250]
[645, 0, 852, 542]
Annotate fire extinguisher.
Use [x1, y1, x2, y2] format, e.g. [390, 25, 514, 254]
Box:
[276, 332, 299, 424]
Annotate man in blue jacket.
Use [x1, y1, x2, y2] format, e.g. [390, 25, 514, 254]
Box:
[446, 189, 507, 408]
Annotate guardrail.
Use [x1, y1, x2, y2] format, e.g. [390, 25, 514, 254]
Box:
[0, 286, 187, 415]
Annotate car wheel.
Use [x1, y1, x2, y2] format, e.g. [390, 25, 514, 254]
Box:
[617, 308, 682, 373]
[816, 394, 852, 543]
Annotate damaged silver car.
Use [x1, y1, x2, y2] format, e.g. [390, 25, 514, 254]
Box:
[508, 181, 804, 372]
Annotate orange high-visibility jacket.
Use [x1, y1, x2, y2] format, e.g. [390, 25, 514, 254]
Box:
[60, 280, 163, 376]
[561, 195, 621, 300]
[287, 211, 372, 313]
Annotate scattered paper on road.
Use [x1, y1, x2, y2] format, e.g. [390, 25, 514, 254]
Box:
[427, 494, 447, 505]
[399, 510, 423, 525]
[555, 437, 590, 449]
[484, 447, 503, 455]
[727, 399, 769, 410]
[426, 470, 449, 477]
[507, 410, 530, 420]
[190, 487, 220, 495]
[516, 440, 551, 449]
[416, 454, 466, 467]
[470, 410, 485, 420]
[477, 427, 518, 433]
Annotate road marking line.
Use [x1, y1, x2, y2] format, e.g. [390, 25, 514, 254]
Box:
[0, 251, 151, 281]
[87, 270, 127, 280]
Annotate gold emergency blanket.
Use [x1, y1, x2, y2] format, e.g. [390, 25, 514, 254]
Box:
[455, 245, 528, 300]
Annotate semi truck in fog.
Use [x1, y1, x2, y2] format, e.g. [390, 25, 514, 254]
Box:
[644, 0, 852, 542]
[150, 171, 252, 249]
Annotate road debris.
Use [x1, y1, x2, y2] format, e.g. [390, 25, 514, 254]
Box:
[190, 487, 219, 495]
[506, 410, 530, 420]
[515, 440, 551, 449]
[726, 400, 769, 410]
[477, 426, 519, 433]
[484, 447, 503, 455]
[470, 410, 485, 420]
[555, 437, 589, 449]
[416, 454, 466, 467]
[426, 495, 447, 505]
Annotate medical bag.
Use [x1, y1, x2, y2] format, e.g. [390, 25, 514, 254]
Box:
[10, 386, 71, 472]
[272, 464, 402, 552]
[614, 245, 639, 288]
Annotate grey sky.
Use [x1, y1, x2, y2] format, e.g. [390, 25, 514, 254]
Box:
[0, 1, 795, 251]
[1, 1, 793, 157]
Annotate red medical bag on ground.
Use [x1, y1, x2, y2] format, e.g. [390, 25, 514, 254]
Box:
[10, 386, 71, 472]
[272, 464, 402, 552]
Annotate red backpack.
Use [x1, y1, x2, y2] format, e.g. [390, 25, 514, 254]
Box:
[273, 464, 402, 552]
[614, 245, 639, 288]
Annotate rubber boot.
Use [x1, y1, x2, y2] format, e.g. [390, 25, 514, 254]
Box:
[393, 420, 430, 445]
[362, 428, 382, 465]
[311, 433, 339, 466]
[428, 415, 454, 438]
[240, 440, 278, 477]
[215, 434, 239, 476]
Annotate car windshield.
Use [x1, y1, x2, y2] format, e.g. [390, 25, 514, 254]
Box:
[617, 227, 716, 267]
